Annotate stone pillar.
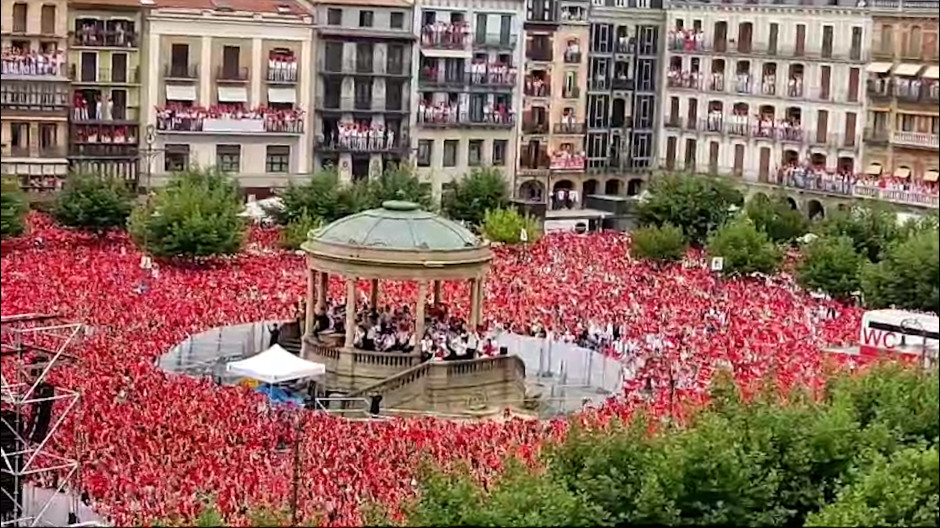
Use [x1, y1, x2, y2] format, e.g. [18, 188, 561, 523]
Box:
[344, 278, 357, 348]
[433, 280, 442, 306]
[415, 281, 428, 343]
[370, 278, 380, 308]
[304, 269, 316, 338]
[469, 278, 483, 330]
[316, 272, 328, 314]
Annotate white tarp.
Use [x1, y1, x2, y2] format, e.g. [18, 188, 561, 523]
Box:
[226, 344, 326, 384]
[268, 87, 297, 104]
[165, 84, 197, 101]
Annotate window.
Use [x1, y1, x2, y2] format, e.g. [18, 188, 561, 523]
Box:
[112, 89, 127, 119]
[359, 10, 374, 28]
[417, 139, 432, 167]
[39, 123, 57, 151]
[881, 24, 894, 55]
[492, 139, 507, 165]
[443, 140, 458, 167]
[468, 140, 483, 166]
[170, 43, 190, 76]
[111, 53, 128, 83]
[165, 144, 190, 172]
[907, 26, 922, 58]
[216, 145, 241, 173]
[266, 146, 290, 173]
[13, 3, 27, 33]
[386, 44, 404, 75]
[390, 12, 404, 29]
[768, 23, 779, 55]
[900, 114, 915, 132]
[10, 122, 30, 152]
[41, 5, 56, 35]
[850, 27, 862, 60]
[821, 25, 833, 58]
[222, 46, 241, 78]
[327, 8, 342, 25]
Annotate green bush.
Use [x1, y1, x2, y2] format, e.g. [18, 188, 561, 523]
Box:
[53, 174, 134, 232]
[280, 214, 322, 251]
[129, 168, 246, 259]
[639, 174, 744, 245]
[631, 223, 688, 263]
[745, 194, 809, 244]
[367, 162, 432, 209]
[818, 204, 902, 263]
[443, 168, 510, 226]
[1, 178, 27, 238]
[797, 236, 864, 300]
[861, 227, 939, 313]
[707, 218, 782, 275]
[482, 208, 540, 245]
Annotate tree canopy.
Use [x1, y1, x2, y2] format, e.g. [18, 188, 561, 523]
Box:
[442, 168, 510, 227]
[745, 194, 809, 244]
[481, 208, 540, 245]
[707, 218, 782, 276]
[1, 177, 27, 238]
[861, 227, 940, 313]
[638, 175, 743, 245]
[818, 204, 902, 263]
[797, 235, 864, 300]
[630, 223, 688, 263]
[53, 174, 134, 232]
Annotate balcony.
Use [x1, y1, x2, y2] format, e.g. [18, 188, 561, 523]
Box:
[164, 64, 199, 81]
[611, 77, 634, 91]
[473, 34, 518, 51]
[155, 107, 304, 135]
[522, 120, 549, 134]
[526, 47, 553, 62]
[563, 51, 582, 64]
[0, 86, 70, 110]
[421, 25, 469, 50]
[72, 28, 138, 48]
[416, 109, 515, 129]
[664, 115, 682, 129]
[1, 52, 67, 79]
[891, 130, 940, 150]
[472, 69, 516, 89]
[4, 145, 69, 159]
[855, 185, 939, 209]
[315, 134, 404, 154]
[562, 86, 581, 99]
[864, 127, 891, 144]
[553, 122, 586, 134]
[70, 65, 141, 84]
[355, 59, 374, 74]
[266, 61, 298, 84]
[524, 83, 550, 98]
[71, 123, 139, 146]
[419, 69, 466, 88]
[216, 66, 249, 83]
[550, 153, 586, 172]
[519, 151, 550, 174]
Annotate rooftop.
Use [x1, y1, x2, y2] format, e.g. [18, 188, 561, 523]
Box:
[145, 0, 313, 15]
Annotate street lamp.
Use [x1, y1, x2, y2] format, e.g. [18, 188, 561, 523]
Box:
[138, 124, 163, 195]
[900, 318, 930, 372]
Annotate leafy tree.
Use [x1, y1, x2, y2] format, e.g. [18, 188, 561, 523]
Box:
[818, 204, 901, 263]
[806, 445, 939, 528]
[129, 168, 246, 259]
[797, 236, 864, 299]
[707, 218, 782, 275]
[638, 175, 744, 245]
[481, 208, 540, 245]
[745, 194, 809, 244]
[861, 228, 939, 313]
[53, 174, 134, 232]
[630, 223, 688, 263]
[276, 169, 349, 225]
[442, 168, 509, 226]
[280, 214, 323, 251]
[1, 177, 27, 238]
[367, 163, 432, 209]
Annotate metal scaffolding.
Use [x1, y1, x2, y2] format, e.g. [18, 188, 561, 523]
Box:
[1, 314, 83, 528]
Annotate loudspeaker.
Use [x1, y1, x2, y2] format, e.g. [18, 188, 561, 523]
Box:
[1, 410, 23, 522]
[30, 383, 55, 444]
[499, 346, 508, 356]
[369, 395, 383, 416]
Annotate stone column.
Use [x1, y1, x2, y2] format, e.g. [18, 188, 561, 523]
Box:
[469, 278, 483, 330]
[304, 269, 316, 338]
[344, 278, 357, 348]
[316, 272, 328, 314]
[370, 278, 380, 308]
[433, 280, 442, 306]
[415, 281, 428, 343]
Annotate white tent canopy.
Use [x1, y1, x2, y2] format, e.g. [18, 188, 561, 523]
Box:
[226, 344, 326, 384]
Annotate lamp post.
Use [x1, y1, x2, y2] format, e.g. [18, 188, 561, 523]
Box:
[138, 124, 164, 195]
[900, 318, 929, 372]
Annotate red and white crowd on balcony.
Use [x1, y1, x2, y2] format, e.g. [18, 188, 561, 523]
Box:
[754, 115, 804, 142]
[155, 104, 304, 133]
[856, 174, 939, 197]
[468, 60, 517, 85]
[268, 52, 299, 82]
[320, 121, 398, 151]
[549, 146, 586, 171]
[524, 76, 549, 97]
[777, 163, 858, 196]
[421, 21, 469, 48]
[667, 28, 704, 52]
[417, 100, 515, 125]
[72, 92, 117, 121]
[72, 126, 136, 145]
[1, 47, 65, 77]
[73, 21, 135, 47]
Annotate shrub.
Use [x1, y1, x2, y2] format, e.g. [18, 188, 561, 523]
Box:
[482, 208, 540, 245]
[129, 168, 246, 259]
[443, 168, 510, 226]
[280, 215, 322, 251]
[797, 236, 864, 300]
[367, 163, 432, 209]
[707, 218, 782, 275]
[818, 204, 901, 263]
[639, 174, 744, 245]
[745, 194, 809, 244]
[1, 178, 27, 238]
[861, 227, 939, 313]
[631, 223, 688, 263]
[53, 174, 134, 232]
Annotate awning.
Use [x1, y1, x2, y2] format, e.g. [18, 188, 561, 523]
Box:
[226, 344, 326, 384]
[921, 66, 940, 80]
[925, 170, 939, 183]
[165, 84, 196, 101]
[218, 86, 248, 103]
[268, 87, 296, 104]
[893, 167, 911, 179]
[865, 163, 883, 176]
[893, 63, 923, 77]
[866, 62, 893, 74]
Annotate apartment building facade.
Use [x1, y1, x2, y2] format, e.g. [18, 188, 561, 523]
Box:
[659, 0, 870, 194]
[412, 0, 525, 201]
[863, 0, 938, 208]
[67, 0, 145, 183]
[516, 0, 591, 207]
[311, 0, 414, 184]
[583, 0, 665, 204]
[1, 0, 71, 191]
[143, 0, 314, 195]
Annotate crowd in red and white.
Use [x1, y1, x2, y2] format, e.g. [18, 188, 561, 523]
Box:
[268, 51, 298, 82]
[754, 115, 804, 141]
[777, 163, 857, 195]
[421, 21, 469, 48]
[320, 121, 397, 151]
[1, 215, 882, 527]
[524, 75, 549, 97]
[856, 173, 939, 196]
[1, 47, 65, 76]
[468, 60, 516, 85]
[73, 21, 135, 47]
[667, 28, 704, 52]
[549, 146, 586, 171]
[72, 92, 117, 121]
[417, 99, 515, 125]
[155, 104, 304, 133]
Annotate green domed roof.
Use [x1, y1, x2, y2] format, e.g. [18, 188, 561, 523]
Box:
[311, 201, 482, 252]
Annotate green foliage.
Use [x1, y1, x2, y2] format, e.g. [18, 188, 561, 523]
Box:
[707, 218, 782, 275]
[129, 168, 246, 259]
[797, 236, 864, 299]
[280, 215, 323, 250]
[1, 177, 27, 238]
[818, 204, 902, 263]
[481, 208, 540, 245]
[861, 227, 940, 314]
[807, 445, 939, 528]
[639, 175, 744, 245]
[745, 194, 809, 244]
[630, 223, 688, 263]
[442, 168, 510, 226]
[367, 163, 432, 209]
[53, 174, 134, 232]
